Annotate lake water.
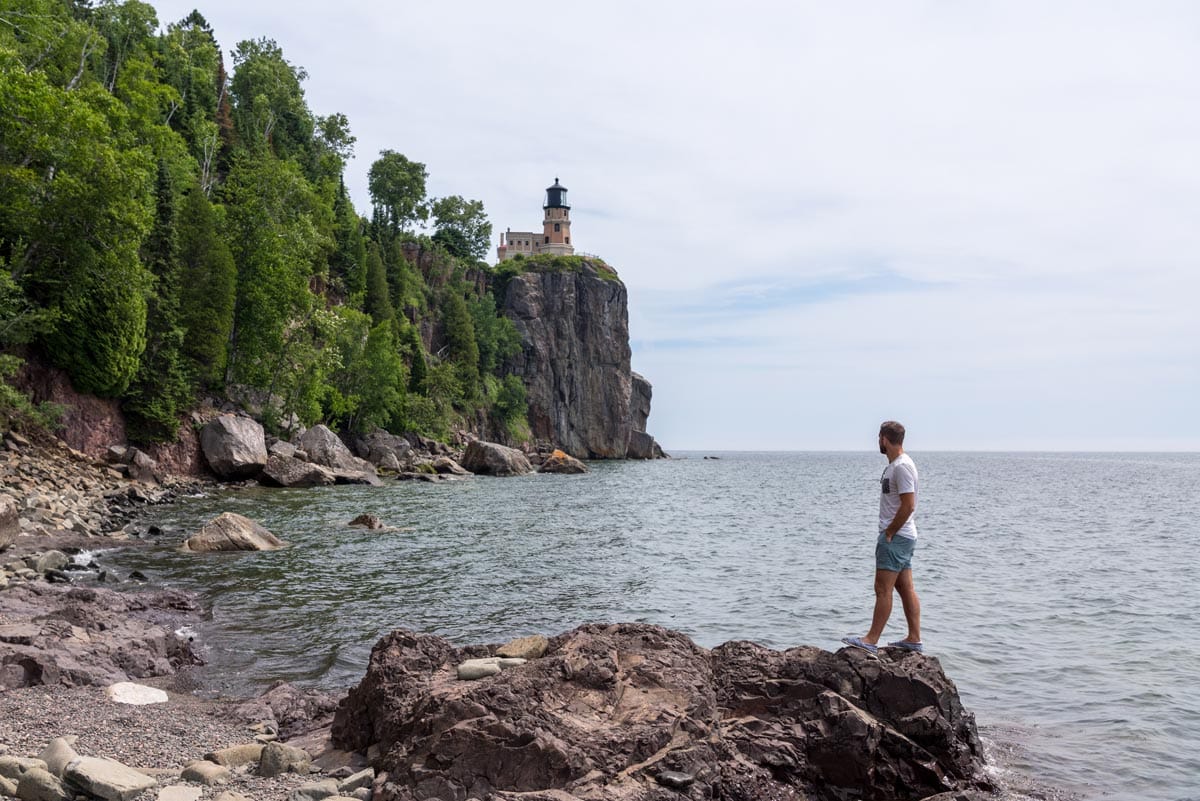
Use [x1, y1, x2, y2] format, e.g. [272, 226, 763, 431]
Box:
[105, 452, 1199, 801]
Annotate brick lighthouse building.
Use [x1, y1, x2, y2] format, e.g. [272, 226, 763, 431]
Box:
[497, 178, 575, 262]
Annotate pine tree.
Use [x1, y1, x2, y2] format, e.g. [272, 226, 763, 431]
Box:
[177, 182, 236, 388]
[363, 244, 392, 325]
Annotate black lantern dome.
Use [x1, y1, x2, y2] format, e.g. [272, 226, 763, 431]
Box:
[544, 178, 570, 210]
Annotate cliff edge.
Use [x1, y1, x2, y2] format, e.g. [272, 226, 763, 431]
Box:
[500, 259, 664, 459]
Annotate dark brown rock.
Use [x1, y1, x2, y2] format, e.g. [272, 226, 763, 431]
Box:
[332, 624, 989, 801]
[0, 582, 203, 689]
[501, 263, 636, 459]
[348, 514, 384, 530]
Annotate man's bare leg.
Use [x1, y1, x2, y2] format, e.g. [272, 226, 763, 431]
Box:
[894, 567, 922, 643]
[865, 569, 900, 644]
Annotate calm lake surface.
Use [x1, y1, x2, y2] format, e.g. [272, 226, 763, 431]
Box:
[105, 452, 1199, 801]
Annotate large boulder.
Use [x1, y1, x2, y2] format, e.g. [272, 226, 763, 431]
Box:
[200, 416, 268, 479]
[460, 440, 532, 477]
[626, 429, 666, 460]
[331, 624, 989, 801]
[258, 455, 336, 488]
[537, 449, 589, 474]
[0, 496, 18, 551]
[182, 513, 286, 553]
[351, 430, 413, 471]
[297, 425, 376, 475]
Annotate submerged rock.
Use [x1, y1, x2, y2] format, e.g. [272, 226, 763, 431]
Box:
[259, 454, 336, 488]
[332, 623, 989, 801]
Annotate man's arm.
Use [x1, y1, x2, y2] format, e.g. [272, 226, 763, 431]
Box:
[885, 493, 915, 541]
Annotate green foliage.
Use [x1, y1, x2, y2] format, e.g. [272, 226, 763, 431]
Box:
[124, 161, 191, 441]
[367, 150, 427, 235]
[363, 244, 392, 325]
[0, 354, 63, 434]
[0, 4, 537, 449]
[469, 294, 521, 375]
[439, 287, 479, 402]
[430, 195, 491, 261]
[177, 183, 235, 387]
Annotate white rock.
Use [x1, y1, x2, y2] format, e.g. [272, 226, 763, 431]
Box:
[106, 682, 169, 705]
[157, 786, 203, 801]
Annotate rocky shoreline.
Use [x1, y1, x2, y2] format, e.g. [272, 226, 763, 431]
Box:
[2, 434, 1074, 801]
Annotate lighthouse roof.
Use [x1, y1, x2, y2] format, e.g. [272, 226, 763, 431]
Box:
[546, 177, 567, 191]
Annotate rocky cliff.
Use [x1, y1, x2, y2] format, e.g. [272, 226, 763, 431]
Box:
[500, 259, 663, 459]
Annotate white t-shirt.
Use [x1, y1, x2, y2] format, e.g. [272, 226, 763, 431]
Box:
[879, 453, 918, 540]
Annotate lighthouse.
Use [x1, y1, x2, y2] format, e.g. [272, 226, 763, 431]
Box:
[497, 178, 577, 262]
[541, 178, 573, 256]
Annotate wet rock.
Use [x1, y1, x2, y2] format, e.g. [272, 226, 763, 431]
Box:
[329, 469, 383, 487]
[459, 441, 533, 477]
[259, 455, 336, 488]
[626, 428, 666, 460]
[537, 450, 589, 474]
[25, 551, 69, 574]
[332, 623, 990, 801]
[182, 512, 286, 553]
[348, 515, 384, 530]
[200, 416, 268, 479]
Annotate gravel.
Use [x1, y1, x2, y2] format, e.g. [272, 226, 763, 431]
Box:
[0, 683, 326, 800]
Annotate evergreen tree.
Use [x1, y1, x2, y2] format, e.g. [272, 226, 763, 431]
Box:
[440, 287, 479, 402]
[177, 182, 235, 388]
[124, 162, 191, 440]
[363, 244, 392, 325]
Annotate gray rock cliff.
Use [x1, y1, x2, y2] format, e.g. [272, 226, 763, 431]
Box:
[501, 260, 663, 459]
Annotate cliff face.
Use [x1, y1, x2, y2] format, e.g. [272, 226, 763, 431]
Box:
[500, 260, 662, 459]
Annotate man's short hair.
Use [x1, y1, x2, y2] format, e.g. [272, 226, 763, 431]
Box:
[879, 421, 906, 446]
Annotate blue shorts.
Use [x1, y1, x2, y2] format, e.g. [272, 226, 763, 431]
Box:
[876, 533, 915, 572]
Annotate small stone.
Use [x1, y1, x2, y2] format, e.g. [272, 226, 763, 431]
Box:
[205, 744, 263, 768]
[180, 760, 229, 786]
[106, 682, 169, 705]
[0, 755, 48, 780]
[258, 742, 311, 777]
[337, 768, 375, 794]
[496, 634, 549, 660]
[16, 766, 68, 801]
[289, 778, 339, 801]
[347, 514, 384, 530]
[37, 737, 78, 776]
[456, 658, 502, 680]
[655, 770, 695, 790]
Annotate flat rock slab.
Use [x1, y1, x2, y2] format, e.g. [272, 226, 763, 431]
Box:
[157, 786, 203, 801]
[180, 760, 229, 786]
[65, 756, 156, 801]
[106, 681, 169, 705]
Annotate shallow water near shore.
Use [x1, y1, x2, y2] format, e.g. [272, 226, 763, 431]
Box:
[105, 451, 1198, 801]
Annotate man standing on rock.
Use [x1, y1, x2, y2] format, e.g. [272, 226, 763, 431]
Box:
[842, 421, 923, 655]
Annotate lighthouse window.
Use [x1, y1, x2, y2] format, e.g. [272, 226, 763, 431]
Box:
[566, 237, 570, 244]
[545, 236, 550, 244]
[554, 223, 561, 232]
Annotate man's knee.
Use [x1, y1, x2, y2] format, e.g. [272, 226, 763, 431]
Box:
[874, 571, 899, 596]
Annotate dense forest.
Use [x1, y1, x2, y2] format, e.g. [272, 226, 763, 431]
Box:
[0, 0, 531, 444]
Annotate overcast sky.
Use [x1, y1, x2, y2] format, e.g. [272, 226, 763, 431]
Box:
[151, 1, 1200, 451]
